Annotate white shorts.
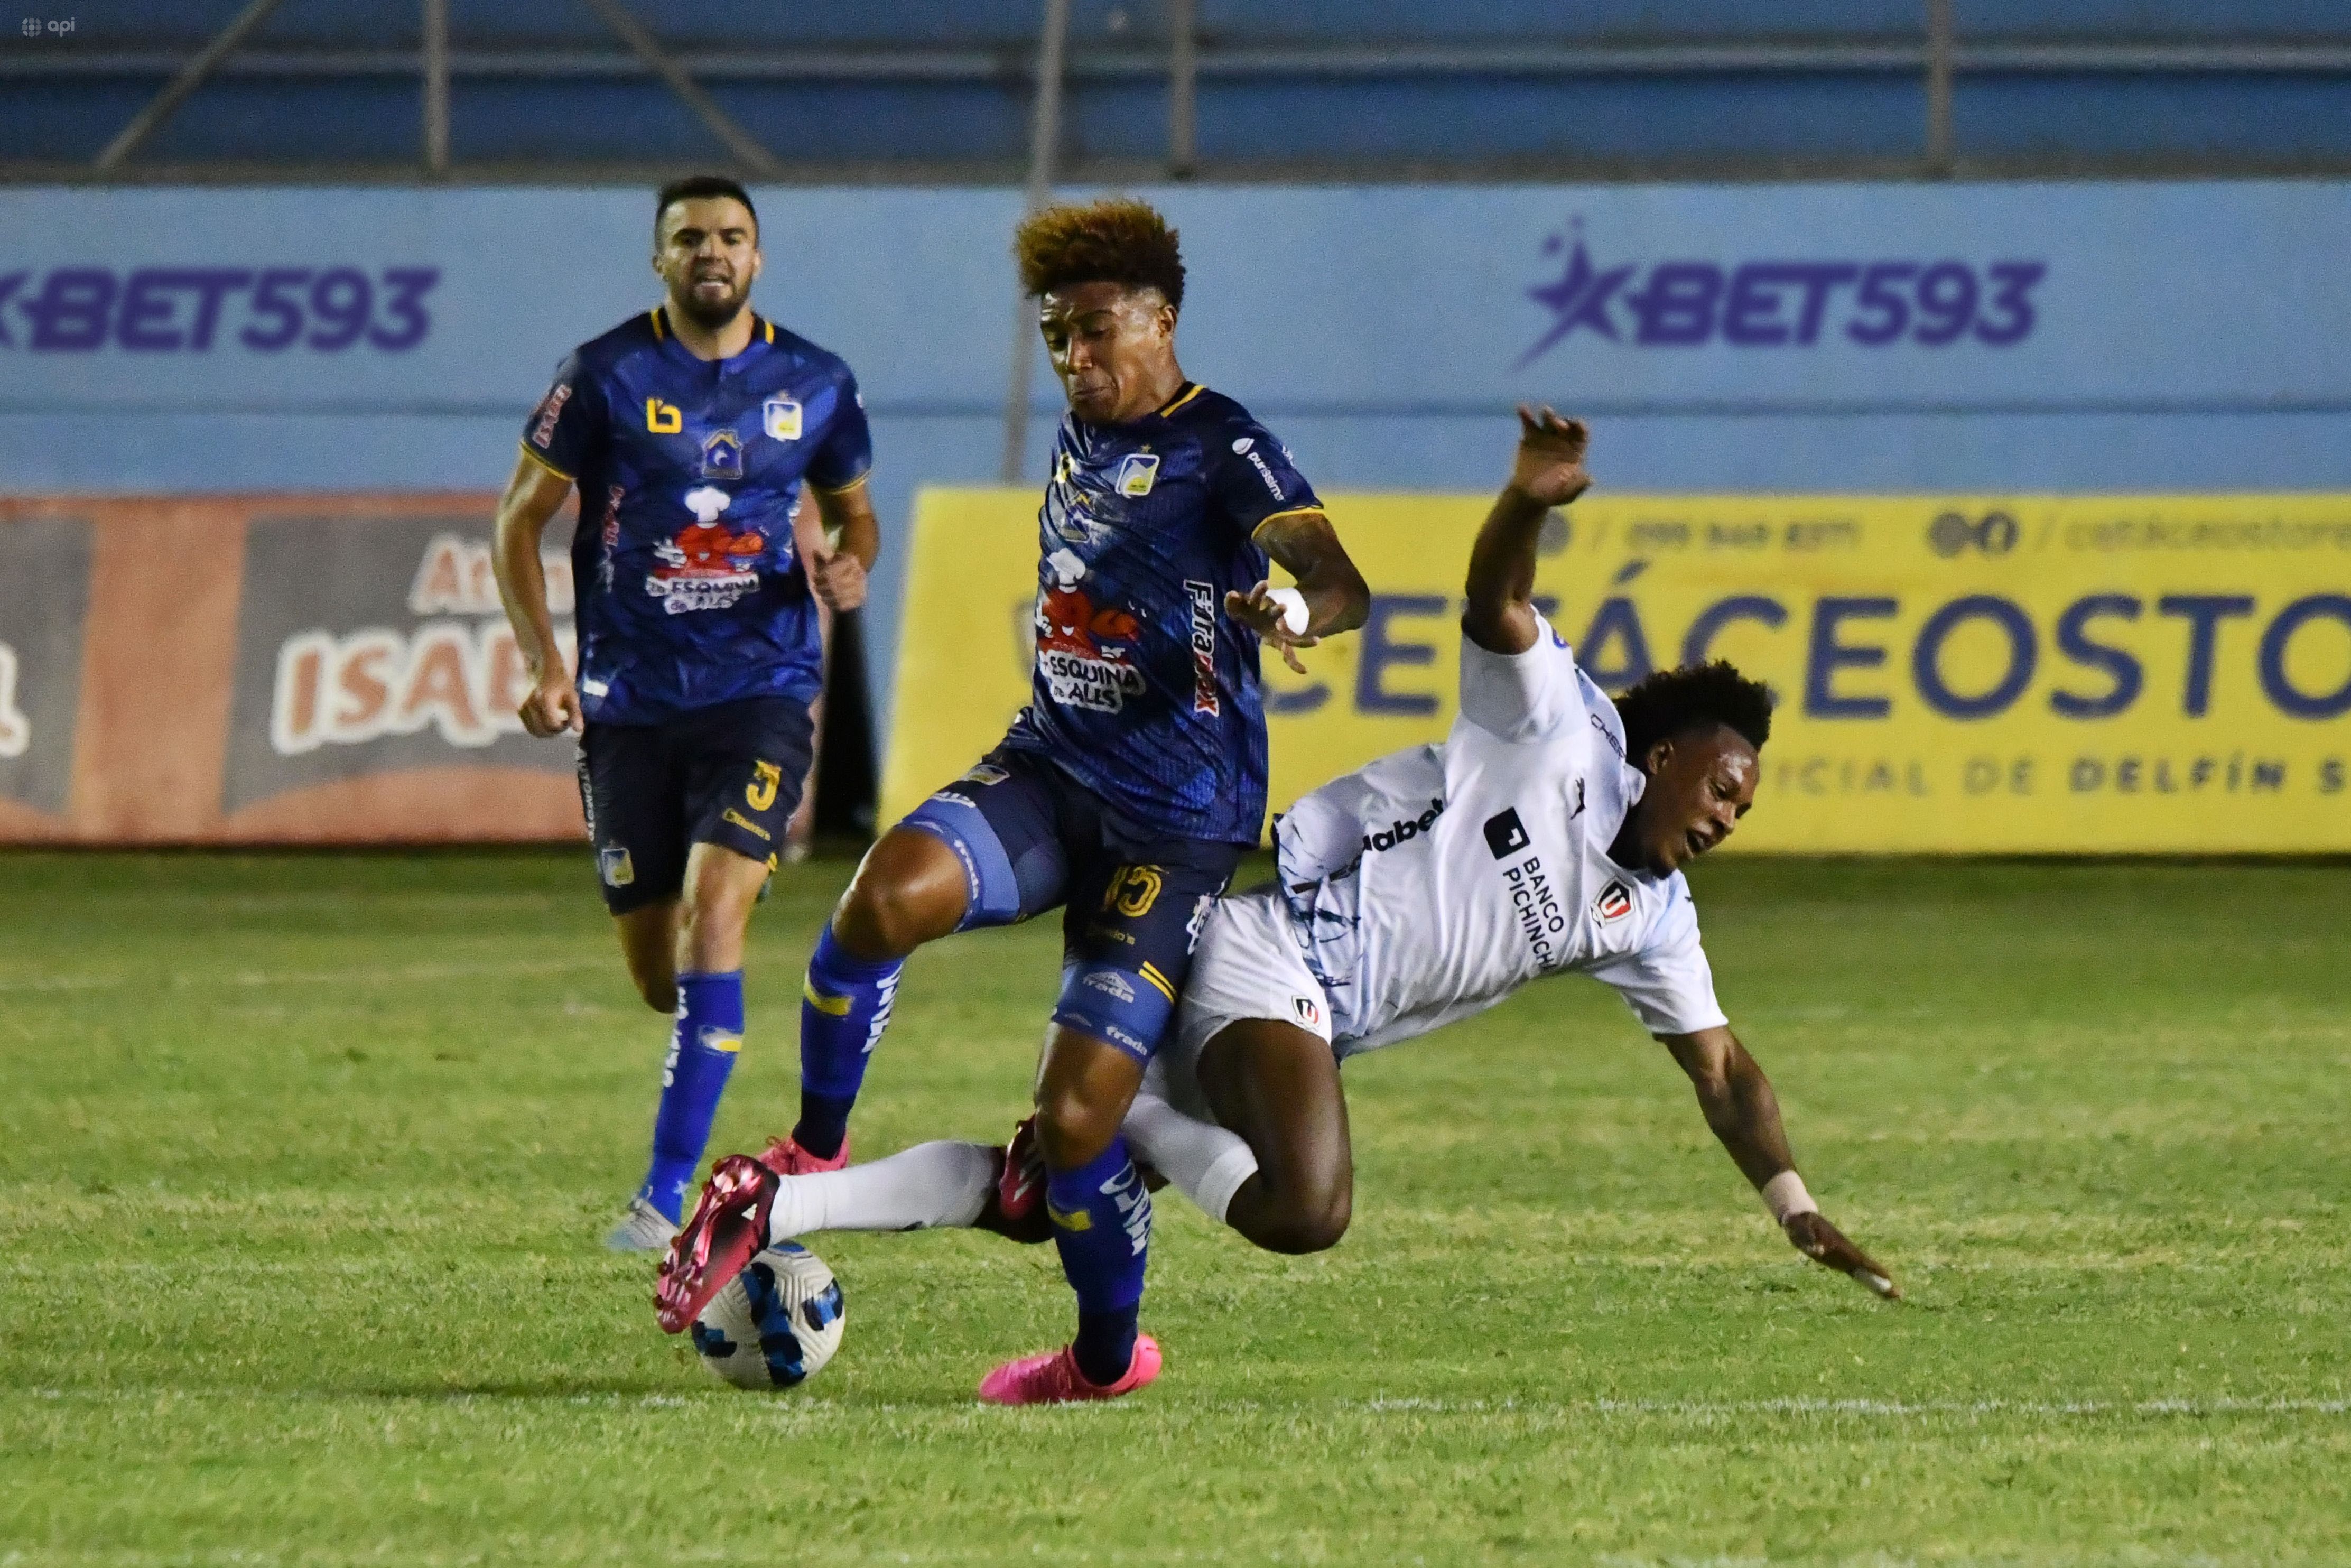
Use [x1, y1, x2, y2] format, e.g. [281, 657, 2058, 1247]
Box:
[1148, 884, 1336, 1115]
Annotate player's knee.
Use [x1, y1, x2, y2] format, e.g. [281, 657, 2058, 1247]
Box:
[1034, 1089, 1123, 1173]
[833, 846, 957, 959]
[1265, 1174, 1351, 1254]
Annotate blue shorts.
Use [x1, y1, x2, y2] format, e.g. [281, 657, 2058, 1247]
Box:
[900, 745, 1244, 1063]
[577, 695, 814, 916]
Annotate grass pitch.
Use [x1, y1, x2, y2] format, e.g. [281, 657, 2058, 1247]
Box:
[2, 849, 2347, 1566]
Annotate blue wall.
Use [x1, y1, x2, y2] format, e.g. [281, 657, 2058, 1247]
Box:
[3, 180, 2347, 753]
[8, 0, 2349, 170]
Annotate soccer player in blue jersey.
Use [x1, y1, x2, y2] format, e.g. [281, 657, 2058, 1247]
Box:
[490, 175, 880, 1252]
[657, 198, 1371, 1403]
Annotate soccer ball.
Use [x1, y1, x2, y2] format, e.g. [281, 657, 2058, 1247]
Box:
[689, 1242, 846, 1389]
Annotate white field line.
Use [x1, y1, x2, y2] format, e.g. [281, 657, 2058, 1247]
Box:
[1363, 1394, 2350, 1417]
[7, 1387, 2345, 1421]
[0, 956, 611, 995]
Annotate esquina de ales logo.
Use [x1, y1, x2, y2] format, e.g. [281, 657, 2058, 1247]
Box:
[1519, 218, 2047, 367]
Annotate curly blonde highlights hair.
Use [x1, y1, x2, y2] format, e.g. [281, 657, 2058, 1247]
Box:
[1012, 197, 1185, 311]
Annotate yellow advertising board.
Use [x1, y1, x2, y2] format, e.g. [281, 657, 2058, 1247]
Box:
[883, 489, 2351, 853]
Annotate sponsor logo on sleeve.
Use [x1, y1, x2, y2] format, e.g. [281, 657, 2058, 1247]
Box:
[1362, 796, 1447, 855]
[531, 382, 570, 449]
[1291, 995, 1323, 1029]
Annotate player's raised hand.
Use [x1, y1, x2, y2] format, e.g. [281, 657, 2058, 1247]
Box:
[1508, 404, 1592, 509]
[518, 664, 582, 738]
[1783, 1211, 1902, 1300]
[1227, 579, 1318, 674]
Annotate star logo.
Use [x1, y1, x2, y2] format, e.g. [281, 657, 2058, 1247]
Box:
[1518, 221, 1636, 368]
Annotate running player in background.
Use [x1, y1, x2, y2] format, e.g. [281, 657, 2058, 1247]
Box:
[701, 409, 1900, 1332]
[491, 175, 880, 1252]
[657, 198, 1371, 1403]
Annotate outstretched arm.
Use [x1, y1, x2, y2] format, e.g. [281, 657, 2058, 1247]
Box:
[1462, 405, 1591, 656]
[1661, 1024, 1901, 1300]
[492, 449, 581, 738]
[1229, 508, 1370, 675]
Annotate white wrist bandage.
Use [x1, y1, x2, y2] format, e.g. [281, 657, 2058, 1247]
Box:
[1761, 1170, 1818, 1224]
[1265, 587, 1309, 636]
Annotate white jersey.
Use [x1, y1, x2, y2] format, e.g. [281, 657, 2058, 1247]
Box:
[1272, 613, 1725, 1056]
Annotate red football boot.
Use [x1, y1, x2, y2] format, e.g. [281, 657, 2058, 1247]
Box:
[653, 1135, 831, 1333]
[997, 1116, 1043, 1223]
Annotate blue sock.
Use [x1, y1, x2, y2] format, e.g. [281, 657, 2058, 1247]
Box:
[792, 928, 905, 1159]
[637, 970, 744, 1223]
[1047, 1137, 1150, 1386]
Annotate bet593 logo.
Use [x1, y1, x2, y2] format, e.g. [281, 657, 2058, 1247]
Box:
[0, 266, 438, 352]
[1520, 221, 2045, 366]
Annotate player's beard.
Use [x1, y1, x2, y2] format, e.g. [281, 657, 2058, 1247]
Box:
[671, 272, 749, 331]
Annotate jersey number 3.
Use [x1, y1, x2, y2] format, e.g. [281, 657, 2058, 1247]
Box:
[746, 760, 783, 812]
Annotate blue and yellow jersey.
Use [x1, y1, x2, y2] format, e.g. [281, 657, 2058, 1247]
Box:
[1004, 382, 1322, 846]
[521, 307, 873, 726]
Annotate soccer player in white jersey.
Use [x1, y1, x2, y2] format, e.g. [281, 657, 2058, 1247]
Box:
[721, 409, 1897, 1366]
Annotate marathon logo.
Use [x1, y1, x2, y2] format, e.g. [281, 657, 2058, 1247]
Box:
[1361, 797, 1445, 855]
[1185, 579, 1220, 716]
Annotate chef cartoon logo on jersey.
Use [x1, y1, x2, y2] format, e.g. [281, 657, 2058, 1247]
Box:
[1035, 548, 1145, 712]
[1594, 878, 1634, 925]
[646, 486, 766, 615]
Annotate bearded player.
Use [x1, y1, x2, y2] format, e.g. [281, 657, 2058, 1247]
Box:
[690, 409, 1899, 1352]
[656, 198, 1371, 1402]
[492, 175, 880, 1252]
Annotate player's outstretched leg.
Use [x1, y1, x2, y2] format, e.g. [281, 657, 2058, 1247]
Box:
[782, 825, 973, 1169]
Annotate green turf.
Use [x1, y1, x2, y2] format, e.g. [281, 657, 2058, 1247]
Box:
[2, 849, 2346, 1566]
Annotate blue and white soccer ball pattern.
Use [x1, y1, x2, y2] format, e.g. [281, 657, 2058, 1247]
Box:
[690, 1242, 845, 1389]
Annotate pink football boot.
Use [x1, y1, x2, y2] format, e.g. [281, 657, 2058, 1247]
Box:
[977, 1335, 1163, 1406]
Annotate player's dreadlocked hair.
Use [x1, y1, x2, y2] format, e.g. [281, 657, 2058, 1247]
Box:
[1014, 198, 1186, 312]
[1613, 660, 1774, 764]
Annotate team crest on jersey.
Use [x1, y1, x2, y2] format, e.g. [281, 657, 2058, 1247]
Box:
[699, 429, 744, 480]
[1594, 878, 1634, 925]
[1035, 549, 1144, 712]
[1114, 452, 1160, 497]
[762, 396, 803, 441]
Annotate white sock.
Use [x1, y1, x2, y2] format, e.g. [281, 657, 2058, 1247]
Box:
[1123, 1090, 1260, 1226]
[765, 1140, 995, 1243]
